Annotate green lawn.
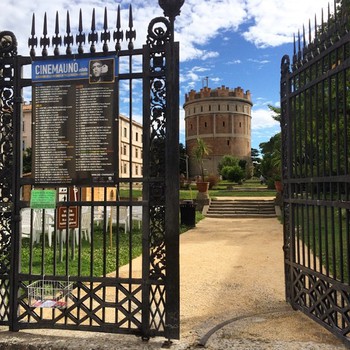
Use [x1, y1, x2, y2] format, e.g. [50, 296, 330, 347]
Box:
[295, 205, 350, 283]
[21, 211, 205, 277]
[118, 179, 277, 200]
[21, 226, 143, 277]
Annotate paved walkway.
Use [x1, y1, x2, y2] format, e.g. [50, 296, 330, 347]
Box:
[0, 216, 348, 349]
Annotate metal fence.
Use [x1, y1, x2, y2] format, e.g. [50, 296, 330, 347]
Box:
[0, 1, 182, 342]
[281, 4, 350, 345]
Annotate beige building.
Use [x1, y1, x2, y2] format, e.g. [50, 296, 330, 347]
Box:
[21, 103, 143, 179]
[184, 85, 253, 178]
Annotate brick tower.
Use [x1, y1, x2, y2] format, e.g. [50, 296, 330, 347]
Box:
[184, 85, 253, 178]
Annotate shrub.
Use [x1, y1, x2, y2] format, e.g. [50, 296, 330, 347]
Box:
[222, 165, 245, 183]
[206, 174, 219, 189]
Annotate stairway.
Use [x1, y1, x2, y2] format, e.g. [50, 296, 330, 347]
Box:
[205, 198, 276, 218]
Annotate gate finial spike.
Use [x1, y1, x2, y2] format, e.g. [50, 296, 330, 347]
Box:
[101, 7, 110, 53]
[292, 33, 297, 68]
[321, 8, 324, 33]
[64, 10, 73, 55]
[40, 12, 50, 56]
[297, 29, 301, 62]
[55, 11, 59, 35]
[126, 5, 136, 50]
[28, 13, 37, 58]
[114, 5, 123, 51]
[308, 19, 312, 45]
[293, 33, 296, 55]
[128, 5, 133, 30]
[76, 9, 85, 54]
[103, 7, 108, 31]
[53, 11, 62, 56]
[315, 14, 317, 40]
[43, 13, 48, 36]
[89, 8, 98, 53]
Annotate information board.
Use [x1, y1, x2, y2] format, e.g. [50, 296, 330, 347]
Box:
[30, 189, 57, 209]
[32, 56, 118, 185]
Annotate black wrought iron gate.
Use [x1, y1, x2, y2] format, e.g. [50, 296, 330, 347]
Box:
[0, 1, 182, 341]
[281, 4, 350, 345]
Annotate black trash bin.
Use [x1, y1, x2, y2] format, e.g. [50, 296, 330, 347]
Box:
[180, 200, 196, 227]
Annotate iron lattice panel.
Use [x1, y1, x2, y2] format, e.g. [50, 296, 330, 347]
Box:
[281, 4, 350, 345]
[17, 280, 143, 333]
[292, 266, 350, 337]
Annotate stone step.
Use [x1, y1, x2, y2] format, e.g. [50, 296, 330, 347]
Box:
[205, 199, 277, 218]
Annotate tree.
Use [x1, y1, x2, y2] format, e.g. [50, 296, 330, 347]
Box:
[192, 138, 211, 181]
[179, 143, 188, 176]
[23, 147, 32, 174]
[221, 165, 245, 184]
[217, 155, 239, 174]
[259, 105, 281, 188]
[251, 148, 261, 177]
[218, 155, 246, 183]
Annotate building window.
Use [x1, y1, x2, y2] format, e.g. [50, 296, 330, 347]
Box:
[208, 105, 211, 111]
[135, 148, 139, 158]
[227, 140, 230, 146]
[123, 127, 127, 137]
[227, 104, 229, 111]
[205, 122, 207, 128]
[201, 106, 203, 112]
[235, 105, 238, 111]
[190, 123, 193, 130]
[223, 121, 225, 127]
[123, 145, 127, 155]
[123, 163, 127, 173]
[135, 132, 139, 141]
[135, 165, 139, 175]
[239, 122, 242, 128]
[218, 105, 220, 111]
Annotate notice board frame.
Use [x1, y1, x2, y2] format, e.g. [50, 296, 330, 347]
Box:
[31, 53, 119, 187]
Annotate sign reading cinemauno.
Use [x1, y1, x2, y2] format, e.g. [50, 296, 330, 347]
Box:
[32, 55, 119, 186]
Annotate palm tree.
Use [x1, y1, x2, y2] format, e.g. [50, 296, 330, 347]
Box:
[193, 138, 211, 181]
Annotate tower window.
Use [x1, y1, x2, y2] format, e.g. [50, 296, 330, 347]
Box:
[218, 105, 220, 111]
[223, 121, 225, 127]
[201, 106, 203, 112]
[208, 105, 211, 111]
[239, 122, 242, 128]
[227, 140, 230, 146]
[227, 105, 229, 111]
[204, 122, 207, 128]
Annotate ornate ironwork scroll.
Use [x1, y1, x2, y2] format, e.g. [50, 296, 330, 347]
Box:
[0, 31, 17, 324]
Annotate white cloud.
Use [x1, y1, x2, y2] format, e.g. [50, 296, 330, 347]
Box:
[251, 108, 279, 130]
[228, 59, 242, 65]
[243, 0, 332, 47]
[0, 0, 335, 61]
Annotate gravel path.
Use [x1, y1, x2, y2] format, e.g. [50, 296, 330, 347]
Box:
[0, 216, 347, 349]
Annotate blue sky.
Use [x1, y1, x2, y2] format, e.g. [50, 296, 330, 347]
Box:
[1, 0, 333, 152]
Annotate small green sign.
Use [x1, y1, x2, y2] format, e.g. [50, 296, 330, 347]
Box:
[30, 189, 57, 209]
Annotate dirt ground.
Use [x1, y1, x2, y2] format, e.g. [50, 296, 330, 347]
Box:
[0, 216, 348, 349]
